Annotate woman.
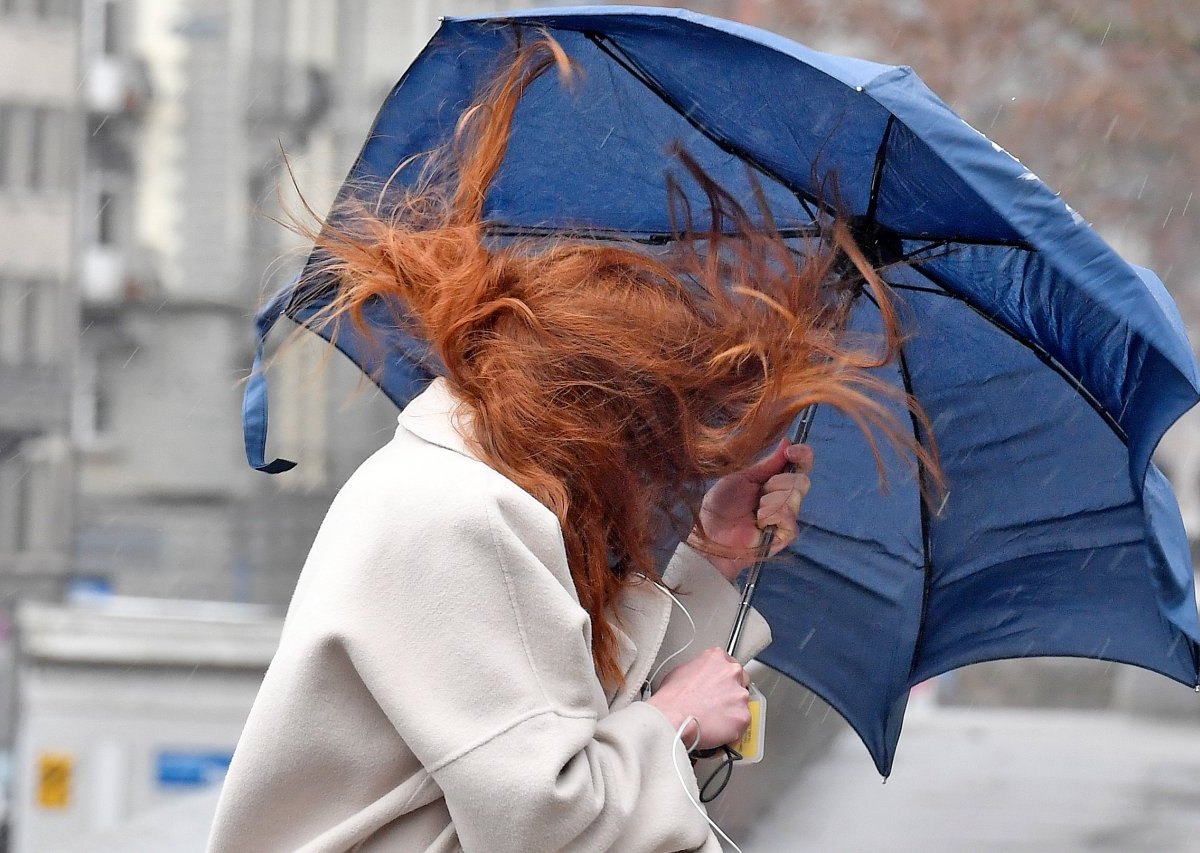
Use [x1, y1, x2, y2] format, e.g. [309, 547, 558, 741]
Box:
[208, 38, 927, 853]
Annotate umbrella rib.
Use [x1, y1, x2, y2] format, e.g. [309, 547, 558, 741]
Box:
[483, 223, 823, 245]
[887, 282, 954, 296]
[864, 115, 896, 226]
[862, 288, 935, 680]
[895, 339, 935, 681]
[908, 264, 1130, 445]
[897, 239, 954, 265]
[888, 234, 1034, 251]
[585, 32, 834, 222]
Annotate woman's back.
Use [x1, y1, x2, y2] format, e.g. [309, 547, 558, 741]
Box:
[208, 379, 730, 852]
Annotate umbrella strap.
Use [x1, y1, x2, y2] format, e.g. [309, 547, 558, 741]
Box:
[242, 282, 299, 474]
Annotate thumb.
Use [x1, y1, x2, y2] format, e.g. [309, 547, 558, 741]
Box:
[742, 438, 790, 485]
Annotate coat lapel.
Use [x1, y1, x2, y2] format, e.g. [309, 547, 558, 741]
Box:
[607, 579, 673, 710]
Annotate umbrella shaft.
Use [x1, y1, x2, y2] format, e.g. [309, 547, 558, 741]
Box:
[726, 403, 818, 657]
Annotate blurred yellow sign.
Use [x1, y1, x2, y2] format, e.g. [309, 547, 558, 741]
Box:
[37, 753, 72, 809]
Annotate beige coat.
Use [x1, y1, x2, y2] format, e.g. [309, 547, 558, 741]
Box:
[207, 378, 771, 852]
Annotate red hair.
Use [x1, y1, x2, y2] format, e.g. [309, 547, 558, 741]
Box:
[291, 38, 939, 689]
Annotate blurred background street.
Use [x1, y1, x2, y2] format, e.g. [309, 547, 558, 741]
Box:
[1, 0, 1199, 850]
[747, 700, 1200, 853]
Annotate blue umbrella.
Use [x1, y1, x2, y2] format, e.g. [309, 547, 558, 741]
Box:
[241, 6, 1200, 776]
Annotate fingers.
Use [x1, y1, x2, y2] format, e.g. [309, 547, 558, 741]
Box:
[721, 652, 752, 689]
[762, 471, 811, 500]
[756, 481, 805, 554]
[741, 438, 792, 484]
[744, 442, 814, 486]
[757, 446, 812, 541]
[785, 442, 814, 472]
[756, 477, 809, 520]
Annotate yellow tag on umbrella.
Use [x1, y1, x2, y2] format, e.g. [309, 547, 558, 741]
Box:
[732, 683, 766, 763]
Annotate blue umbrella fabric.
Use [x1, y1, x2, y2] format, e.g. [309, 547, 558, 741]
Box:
[241, 6, 1200, 776]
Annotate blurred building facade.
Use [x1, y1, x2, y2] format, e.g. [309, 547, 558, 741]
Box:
[0, 0, 82, 762]
[5, 1, 540, 845]
[73, 0, 533, 609]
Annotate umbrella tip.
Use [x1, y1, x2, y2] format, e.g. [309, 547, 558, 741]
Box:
[881, 775, 889, 785]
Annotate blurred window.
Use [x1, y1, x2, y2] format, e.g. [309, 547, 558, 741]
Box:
[97, 189, 117, 245]
[1, 0, 78, 21]
[0, 105, 35, 190]
[0, 278, 53, 366]
[0, 104, 9, 187]
[29, 280, 56, 365]
[0, 104, 70, 193]
[100, 0, 119, 55]
[0, 279, 30, 365]
[0, 448, 32, 554]
[74, 351, 114, 448]
[34, 107, 71, 190]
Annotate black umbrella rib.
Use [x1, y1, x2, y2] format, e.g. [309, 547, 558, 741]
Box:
[910, 264, 1129, 445]
[864, 115, 895, 226]
[885, 234, 1034, 251]
[861, 288, 935, 680]
[897, 341, 936, 681]
[899, 239, 954, 265]
[585, 32, 834, 222]
[484, 222, 823, 245]
[887, 282, 953, 296]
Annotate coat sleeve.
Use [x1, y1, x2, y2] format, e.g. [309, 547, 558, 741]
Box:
[317, 462, 718, 853]
[651, 543, 774, 691]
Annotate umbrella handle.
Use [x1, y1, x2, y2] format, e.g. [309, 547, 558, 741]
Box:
[725, 403, 819, 657]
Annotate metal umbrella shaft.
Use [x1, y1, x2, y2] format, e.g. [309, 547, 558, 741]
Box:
[726, 402, 819, 657]
[690, 402, 821, 778]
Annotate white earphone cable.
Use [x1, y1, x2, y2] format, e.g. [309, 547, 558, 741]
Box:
[672, 715, 744, 853]
[653, 581, 743, 853]
[648, 583, 698, 688]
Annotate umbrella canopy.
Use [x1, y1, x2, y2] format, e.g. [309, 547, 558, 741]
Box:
[242, 6, 1200, 776]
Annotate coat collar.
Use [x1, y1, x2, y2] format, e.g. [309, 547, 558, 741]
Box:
[396, 376, 480, 460]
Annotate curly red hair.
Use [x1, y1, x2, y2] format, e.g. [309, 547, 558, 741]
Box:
[292, 38, 938, 689]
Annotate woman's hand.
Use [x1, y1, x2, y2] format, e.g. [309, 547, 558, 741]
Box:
[646, 647, 751, 750]
[688, 440, 814, 582]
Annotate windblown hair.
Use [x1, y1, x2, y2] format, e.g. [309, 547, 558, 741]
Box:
[291, 38, 939, 689]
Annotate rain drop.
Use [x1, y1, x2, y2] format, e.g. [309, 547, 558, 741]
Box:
[935, 491, 950, 517]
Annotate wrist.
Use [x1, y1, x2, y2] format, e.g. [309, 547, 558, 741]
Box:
[645, 695, 699, 745]
[685, 531, 744, 583]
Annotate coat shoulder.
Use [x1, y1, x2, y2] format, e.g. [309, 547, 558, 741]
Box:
[293, 425, 570, 607]
[333, 426, 559, 539]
